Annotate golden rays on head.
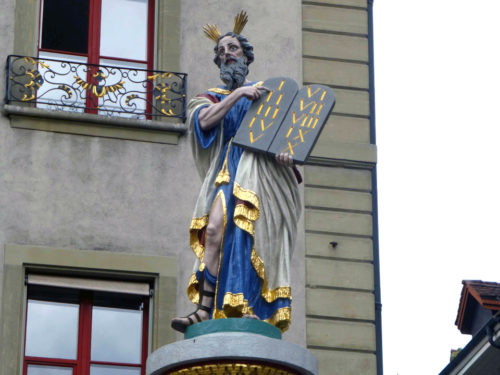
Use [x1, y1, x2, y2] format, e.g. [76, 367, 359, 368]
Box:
[203, 10, 248, 43]
[202, 24, 221, 43]
[233, 10, 248, 34]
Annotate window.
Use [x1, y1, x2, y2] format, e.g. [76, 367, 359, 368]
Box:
[23, 275, 150, 375]
[39, 0, 153, 66]
[6, 0, 186, 134]
[36, 0, 155, 117]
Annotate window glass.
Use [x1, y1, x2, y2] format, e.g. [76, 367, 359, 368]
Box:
[99, 0, 148, 60]
[90, 364, 141, 375]
[40, 0, 89, 54]
[36, 0, 154, 117]
[27, 365, 73, 375]
[91, 305, 143, 363]
[25, 300, 79, 359]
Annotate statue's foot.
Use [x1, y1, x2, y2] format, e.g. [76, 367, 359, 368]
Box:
[242, 313, 260, 320]
[171, 309, 210, 333]
[172, 272, 215, 333]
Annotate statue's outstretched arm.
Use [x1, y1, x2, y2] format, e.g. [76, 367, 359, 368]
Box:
[198, 85, 268, 130]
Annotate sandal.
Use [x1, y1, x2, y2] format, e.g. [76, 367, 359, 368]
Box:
[171, 273, 215, 333]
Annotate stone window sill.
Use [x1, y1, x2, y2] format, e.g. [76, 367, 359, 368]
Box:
[3, 104, 187, 144]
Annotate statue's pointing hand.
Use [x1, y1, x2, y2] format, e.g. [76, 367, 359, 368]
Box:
[235, 85, 270, 101]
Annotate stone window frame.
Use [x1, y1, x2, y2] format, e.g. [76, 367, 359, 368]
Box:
[0, 244, 177, 375]
[4, 0, 186, 145]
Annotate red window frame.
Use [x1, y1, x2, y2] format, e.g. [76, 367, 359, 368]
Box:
[36, 0, 156, 115]
[23, 289, 150, 375]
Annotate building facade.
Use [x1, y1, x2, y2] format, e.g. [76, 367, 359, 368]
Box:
[0, 1, 381, 374]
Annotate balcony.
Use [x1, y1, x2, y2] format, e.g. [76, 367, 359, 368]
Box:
[5, 55, 187, 121]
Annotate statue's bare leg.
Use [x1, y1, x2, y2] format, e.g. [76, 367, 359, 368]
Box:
[171, 196, 224, 332]
[203, 195, 224, 277]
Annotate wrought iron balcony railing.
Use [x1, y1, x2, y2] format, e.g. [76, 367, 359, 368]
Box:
[5, 55, 187, 120]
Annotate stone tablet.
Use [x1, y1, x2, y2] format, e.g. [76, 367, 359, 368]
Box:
[268, 84, 336, 164]
[232, 77, 298, 153]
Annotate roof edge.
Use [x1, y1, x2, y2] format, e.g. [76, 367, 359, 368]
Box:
[440, 314, 500, 375]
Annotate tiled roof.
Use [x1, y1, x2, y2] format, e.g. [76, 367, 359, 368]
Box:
[455, 280, 500, 333]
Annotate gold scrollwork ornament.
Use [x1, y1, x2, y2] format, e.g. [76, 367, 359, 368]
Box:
[165, 363, 295, 375]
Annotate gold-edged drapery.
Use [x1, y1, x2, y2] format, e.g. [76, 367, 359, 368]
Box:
[186, 90, 301, 332]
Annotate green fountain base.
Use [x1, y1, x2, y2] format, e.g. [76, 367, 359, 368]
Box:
[184, 318, 282, 340]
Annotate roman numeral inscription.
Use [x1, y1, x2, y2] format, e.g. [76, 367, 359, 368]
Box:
[233, 77, 335, 164]
[268, 84, 334, 163]
[233, 77, 299, 153]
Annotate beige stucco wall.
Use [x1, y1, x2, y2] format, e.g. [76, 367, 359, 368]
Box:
[0, 0, 16, 308]
[180, 0, 302, 98]
[0, 0, 306, 352]
[0, 0, 197, 336]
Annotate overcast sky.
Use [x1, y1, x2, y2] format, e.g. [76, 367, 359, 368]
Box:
[374, 1, 500, 374]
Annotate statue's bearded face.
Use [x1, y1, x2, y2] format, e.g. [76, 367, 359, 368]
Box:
[217, 36, 244, 65]
[217, 36, 248, 90]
